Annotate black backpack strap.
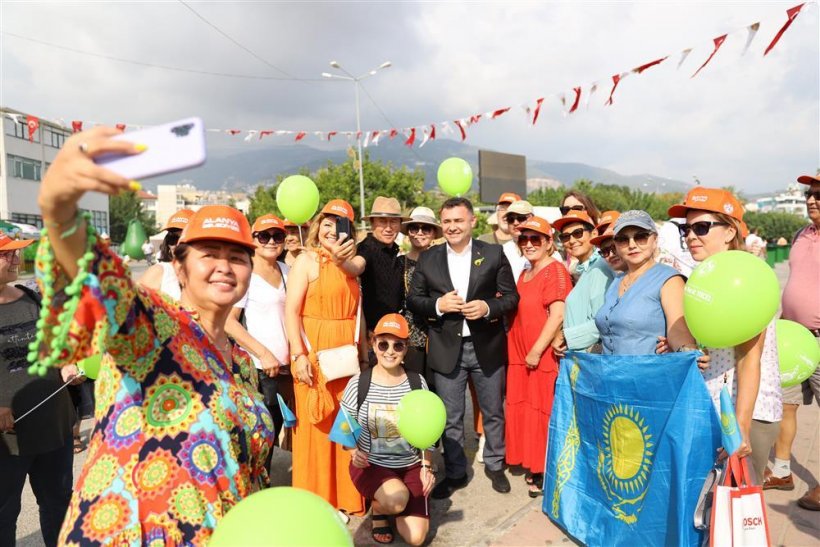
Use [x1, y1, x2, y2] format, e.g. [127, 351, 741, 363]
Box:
[15, 284, 41, 307]
[406, 370, 423, 391]
[357, 368, 373, 412]
[791, 225, 808, 247]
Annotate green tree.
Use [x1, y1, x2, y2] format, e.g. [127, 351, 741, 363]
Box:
[108, 192, 157, 243]
[744, 211, 807, 243]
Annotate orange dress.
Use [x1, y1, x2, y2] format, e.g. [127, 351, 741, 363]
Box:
[292, 253, 366, 515]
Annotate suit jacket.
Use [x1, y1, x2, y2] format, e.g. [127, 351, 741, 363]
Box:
[407, 239, 519, 374]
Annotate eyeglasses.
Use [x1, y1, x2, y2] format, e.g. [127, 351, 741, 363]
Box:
[517, 234, 548, 248]
[558, 227, 590, 243]
[0, 250, 19, 262]
[613, 231, 653, 246]
[376, 340, 406, 353]
[677, 221, 729, 238]
[165, 232, 181, 246]
[505, 214, 530, 225]
[805, 190, 820, 201]
[559, 205, 586, 216]
[255, 231, 286, 245]
[598, 244, 616, 258]
[407, 224, 434, 235]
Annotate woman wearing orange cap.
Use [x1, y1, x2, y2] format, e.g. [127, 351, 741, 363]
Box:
[667, 187, 782, 478]
[225, 214, 293, 476]
[341, 314, 433, 545]
[505, 217, 571, 497]
[138, 208, 195, 299]
[589, 212, 626, 274]
[285, 199, 367, 518]
[32, 128, 273, 545]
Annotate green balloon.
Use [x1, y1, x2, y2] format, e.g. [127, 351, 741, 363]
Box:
[437, 157, 473, 196]
[210, 487, 352, 547]
[684, 250, 779, 349]
[276, 175, 320, 225]
[122, 219, 146, 259]
[397, 390, 447, 449]
[776, 320, 820, 387]
[78, 354, 102, 380]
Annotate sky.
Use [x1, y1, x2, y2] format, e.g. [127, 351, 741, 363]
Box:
[1, 1, 818, 194]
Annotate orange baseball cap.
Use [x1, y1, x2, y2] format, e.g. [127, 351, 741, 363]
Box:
[797, 174, 820, 185]
[596, 210, 620, 232]
[252, 214, 285, 233]
[162, 208, 195, 231]
[320, 199, 355, 222]
[552, 210, 596, 232]
[519, 216, 553, 237]
[667, 186, 749, 237]
[0, 233, 34, 251]
[590, 226, 616, 246]
[373, 313, 409, 339]
[179, 205, 255, 251]
[498, 192, 522, 205]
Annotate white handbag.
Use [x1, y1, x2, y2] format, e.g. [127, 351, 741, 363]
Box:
[302, 298, 362, 382]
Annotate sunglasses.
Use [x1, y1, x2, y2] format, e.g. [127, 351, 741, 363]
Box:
[559, 204, 586, 216]
[255, 231, 286, 245]
[407, 224, 434, 235]
[505, 214, 530, 225]
[558, 227, 590, 243]
[517, 234, 549, 248]
[376, 340, 406, 353]
[613, 231, 653, 246]
[677, 221, 728, 238]
[598, 244, 616, 258]
[0, 250, 19, 261]
[805, 190, 820, 201]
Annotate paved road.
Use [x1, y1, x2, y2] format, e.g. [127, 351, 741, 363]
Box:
[14, 261, 819, 546]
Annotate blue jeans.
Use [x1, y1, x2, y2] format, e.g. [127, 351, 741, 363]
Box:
[0, 441, 73, 547]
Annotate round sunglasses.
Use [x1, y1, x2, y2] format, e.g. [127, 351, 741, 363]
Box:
[804, 189, 820, 201]
[676, 221, 728, 238]
[505, 213, 531, 225]
[559, 204, 586, 216]
[558, 227, 591, 243]
[517, 234, 549, 247]
[613, 231, 653, 246]
[254, 230, 286, 245]
[376, 340, 406, 353]
[407, 224, 435, 235]
[598, 244, 616, 258]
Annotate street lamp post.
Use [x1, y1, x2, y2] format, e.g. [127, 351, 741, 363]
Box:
[322, 60, 392, 230]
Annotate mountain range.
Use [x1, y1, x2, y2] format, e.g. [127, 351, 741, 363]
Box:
[145, 138, 693, 195]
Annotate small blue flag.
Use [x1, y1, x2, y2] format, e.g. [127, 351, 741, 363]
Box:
[277, 393, 296, 428]
[719, 385, 743, 456]
[329, 406, 361, 449]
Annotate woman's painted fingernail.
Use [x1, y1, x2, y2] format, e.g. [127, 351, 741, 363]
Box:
[135, 144, 148, 152]
[129, 181, 142, 191]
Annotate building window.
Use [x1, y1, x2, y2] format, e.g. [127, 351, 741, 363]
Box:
[43, 127, 67, 148]
[81, 209, 109, 235]
[7, 155, 42, 181]
[3, 117, 39, 142]
[10, 213, 43, 228]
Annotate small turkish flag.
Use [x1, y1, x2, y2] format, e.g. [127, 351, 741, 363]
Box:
[116, 123, 126, 132]
[294, 131, 307, 142]
[72, 121, 83, 133]
[26, 116, 39, 142]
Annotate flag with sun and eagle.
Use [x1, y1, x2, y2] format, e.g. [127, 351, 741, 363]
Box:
[543, 351, 721, 546]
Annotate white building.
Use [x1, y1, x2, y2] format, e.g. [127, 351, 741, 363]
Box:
[155, 183, 249, 229]
[1, 107, 109, 234]
[748, 184, 808, 218]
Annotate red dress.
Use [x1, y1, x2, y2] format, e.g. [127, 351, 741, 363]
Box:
[505, 260, 571, 474]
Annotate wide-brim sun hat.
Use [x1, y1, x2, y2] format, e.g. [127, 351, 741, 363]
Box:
[364, 196, 410, 221]
[401, 206, 442, 238]
[178, 205, 255, 251]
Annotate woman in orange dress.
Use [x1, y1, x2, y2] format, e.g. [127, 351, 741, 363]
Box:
[505, 217, 571, 498]
[285, 200, 367, 518]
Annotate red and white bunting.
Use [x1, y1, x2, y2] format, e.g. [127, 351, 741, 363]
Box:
[72, 120, 83, 133]
[568, 87, 582, 114]
[404, 127, 416, 147]
[532, 97, 545, 125]
[742, 23, 761, 56]
[692, 34, 728, 78]
[677, 48, 694, 69]
[764, 3, 805, 56]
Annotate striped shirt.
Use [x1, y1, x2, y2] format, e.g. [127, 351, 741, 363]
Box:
[341, 373, 428, 469]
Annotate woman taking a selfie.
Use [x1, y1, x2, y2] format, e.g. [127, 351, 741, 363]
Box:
[32, 127, 273, 544]
[341, 314, 434, 545]
[138, 208, 195, 299]
[285, 199, 368, 518]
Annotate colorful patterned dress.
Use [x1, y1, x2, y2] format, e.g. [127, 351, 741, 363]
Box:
[35, 241, 274, 546]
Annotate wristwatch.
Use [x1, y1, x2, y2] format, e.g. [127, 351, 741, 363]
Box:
[290, 353, 306, 362]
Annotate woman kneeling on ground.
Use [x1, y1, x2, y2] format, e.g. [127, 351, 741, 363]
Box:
[341, 314, 434, 545]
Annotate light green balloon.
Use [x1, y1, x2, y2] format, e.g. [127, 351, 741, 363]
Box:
[77, 354, 102, 380]
[276, 175, 320, 225]
[209, 487, 352, 547]
[437, 157, 473, 196]
[683, 250, 779, 349]
[397, 390, 447, 449]
[776, 320, 820, 388]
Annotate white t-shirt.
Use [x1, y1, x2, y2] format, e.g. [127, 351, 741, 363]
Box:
[657, 220, 697, 277]
[702, 321, 782, 423]
[159, 262, 181, 301]
[235, 264, 290, 368]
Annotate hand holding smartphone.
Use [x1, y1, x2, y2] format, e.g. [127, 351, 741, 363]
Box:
[335, 216, 353, 241]
[94, 117, 207, 180]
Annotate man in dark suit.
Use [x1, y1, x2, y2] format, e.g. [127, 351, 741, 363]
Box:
[407, 197, 519, 498]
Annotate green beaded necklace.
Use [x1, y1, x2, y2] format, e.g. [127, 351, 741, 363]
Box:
[26, 212, 97, 377]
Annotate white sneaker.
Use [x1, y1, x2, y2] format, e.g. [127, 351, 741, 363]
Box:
[477, 435, 485, 464]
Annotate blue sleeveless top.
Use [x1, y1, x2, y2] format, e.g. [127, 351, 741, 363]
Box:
[595, 263, 684, 355]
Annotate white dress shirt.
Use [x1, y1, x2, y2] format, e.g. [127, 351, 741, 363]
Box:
[436, 240, 474, 337]
[502, 239, 531, 282]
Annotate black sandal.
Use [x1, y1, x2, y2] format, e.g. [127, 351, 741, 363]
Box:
[73, 435, 85, 454]
[528, 473, 544, 498]
[371, 514, 394, 544]
[524, 471, 534, 485]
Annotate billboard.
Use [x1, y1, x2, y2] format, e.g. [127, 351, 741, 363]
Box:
[479, 150, 527, 203]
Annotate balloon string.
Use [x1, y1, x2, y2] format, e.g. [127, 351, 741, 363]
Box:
[14, 373, 83, 424]
[423, 450, 428, 516]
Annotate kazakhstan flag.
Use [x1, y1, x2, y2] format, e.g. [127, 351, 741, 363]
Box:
[543, 352, 721, 546]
